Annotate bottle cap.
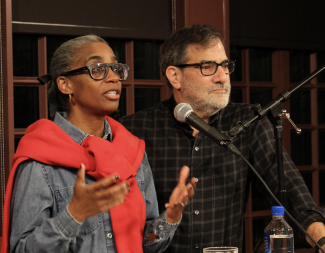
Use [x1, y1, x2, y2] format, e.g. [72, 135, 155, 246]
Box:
[271, 206, 285, 216]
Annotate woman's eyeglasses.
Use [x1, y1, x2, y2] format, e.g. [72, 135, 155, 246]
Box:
[61, 63, 130, 81]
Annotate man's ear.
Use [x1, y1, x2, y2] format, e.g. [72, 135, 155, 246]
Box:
[57, 76, 73, 95]
[166, 66, 183, 90]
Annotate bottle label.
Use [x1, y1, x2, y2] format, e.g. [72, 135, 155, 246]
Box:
[270, 234, 293, 238]
[264, 232, 271, 253]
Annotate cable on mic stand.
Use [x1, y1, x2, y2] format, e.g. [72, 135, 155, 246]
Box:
[223, 63, 325, 209]
[175, 103, 325, 252]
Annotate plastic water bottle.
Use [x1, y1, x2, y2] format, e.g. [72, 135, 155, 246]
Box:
[264, 206, 294, 253]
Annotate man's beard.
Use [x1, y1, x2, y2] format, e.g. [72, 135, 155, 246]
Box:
[182, 82, 231, 119]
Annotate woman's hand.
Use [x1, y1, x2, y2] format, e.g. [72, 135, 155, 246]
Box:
[165, 166, 196, 223]
[67, 163, 130, 223]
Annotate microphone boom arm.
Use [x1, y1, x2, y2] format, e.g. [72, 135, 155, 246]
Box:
[225, 63, 325, 139]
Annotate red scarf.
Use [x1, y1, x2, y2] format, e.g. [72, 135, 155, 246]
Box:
[1, 116, 146, 253]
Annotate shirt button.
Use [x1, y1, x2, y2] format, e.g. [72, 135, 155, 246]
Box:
[195, 210, 200, 215]
[195, 178, 199, 182]
[107, 233, 113, 238]
[195, 244, 199, 248]
[195, 146, 199, 151]
[159, 225, 164, 230]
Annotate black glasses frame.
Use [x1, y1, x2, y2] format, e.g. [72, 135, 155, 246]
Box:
[60, 63, 130, 81]
[174, 60, 235, 76]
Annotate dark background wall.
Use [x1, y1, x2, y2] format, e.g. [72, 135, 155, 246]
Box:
[13, 0, 325, 51]
[229, 0, 325, 51]
[12, 0, 172, 40]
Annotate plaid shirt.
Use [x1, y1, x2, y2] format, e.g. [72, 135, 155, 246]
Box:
[119, 96, 325, 253]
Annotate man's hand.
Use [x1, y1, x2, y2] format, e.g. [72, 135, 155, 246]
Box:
[68, 163, 130, 222]
[306, 222, 325, 253]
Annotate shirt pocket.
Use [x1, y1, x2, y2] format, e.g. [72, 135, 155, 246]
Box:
[55, 186, 101, 235]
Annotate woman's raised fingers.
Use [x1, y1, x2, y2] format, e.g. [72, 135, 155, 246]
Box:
[90, 173, 121, 192]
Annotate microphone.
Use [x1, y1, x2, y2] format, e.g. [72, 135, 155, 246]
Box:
[174, 102, 242, 155]
[174, 103, 231, 146]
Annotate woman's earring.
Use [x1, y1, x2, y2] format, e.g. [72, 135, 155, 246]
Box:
[69, 93, 72, 100]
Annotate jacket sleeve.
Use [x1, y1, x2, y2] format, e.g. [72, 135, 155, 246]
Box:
[9, 160, 82, 253]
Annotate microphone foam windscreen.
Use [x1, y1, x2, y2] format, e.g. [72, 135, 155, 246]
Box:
[174, 103, 193, 122]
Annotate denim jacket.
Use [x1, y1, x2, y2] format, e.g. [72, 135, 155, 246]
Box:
[9, 113, 180, 253]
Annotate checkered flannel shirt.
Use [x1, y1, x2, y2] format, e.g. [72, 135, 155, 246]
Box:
[119, 96, 325, 253]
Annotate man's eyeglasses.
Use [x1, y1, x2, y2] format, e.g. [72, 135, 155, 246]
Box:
[174, 60, 235, 76]
[61, 63, 130, 81]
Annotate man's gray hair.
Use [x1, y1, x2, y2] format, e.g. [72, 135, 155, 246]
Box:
[160, 24, 225, 90]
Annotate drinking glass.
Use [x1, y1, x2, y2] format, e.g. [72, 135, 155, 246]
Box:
[203, 247, 238, 253]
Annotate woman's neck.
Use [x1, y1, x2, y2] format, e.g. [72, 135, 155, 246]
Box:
[65, 111, 105, 138]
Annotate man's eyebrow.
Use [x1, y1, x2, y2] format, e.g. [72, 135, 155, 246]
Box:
[200, 59, 229, 63]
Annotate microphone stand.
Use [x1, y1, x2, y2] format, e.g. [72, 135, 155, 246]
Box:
[215, 63, 325, 207]
[208, 64, 325, 252]
[177, 64, 325, 251]
[222, 63, 325, 207]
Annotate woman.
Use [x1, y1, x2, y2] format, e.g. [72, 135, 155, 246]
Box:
[2, 35, 196, 253]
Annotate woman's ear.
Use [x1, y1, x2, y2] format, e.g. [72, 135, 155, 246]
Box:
[166, 66, 183, 90]
[57, 76, 73, 95]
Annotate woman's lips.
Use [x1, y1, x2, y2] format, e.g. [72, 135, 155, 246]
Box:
[104, 90, 120, 100]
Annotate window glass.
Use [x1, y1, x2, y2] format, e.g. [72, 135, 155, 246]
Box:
[319, 170, 325, 205]
[299, 171, 313, 195]
[318, 90, 325, 124]
[250, 89, 273, 107]
[134, 41, 161, 80]
[320, 131, 325, 165]
[230, 46, 242, 82]
[289, 50, 310, 83]
[135, 88, 160, 112]
[249, 48, 272, 82]
[109, 88, 127, 120]
[290, 90, 311, 124]
[106, 40, 126, 64]
[13, 34, 38, 77]
[14, 137, 22, 152]
[291, 130, 312, 166]
[230, 88, 243, 103]
[14, 86, 39, 128]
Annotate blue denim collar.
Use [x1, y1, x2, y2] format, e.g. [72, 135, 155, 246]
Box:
[53, 112, 112, 145]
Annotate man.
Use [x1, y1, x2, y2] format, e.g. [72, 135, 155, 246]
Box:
[119, 24, 325, 253]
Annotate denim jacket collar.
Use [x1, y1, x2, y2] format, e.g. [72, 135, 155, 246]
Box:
[53, 112, 112, 145]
